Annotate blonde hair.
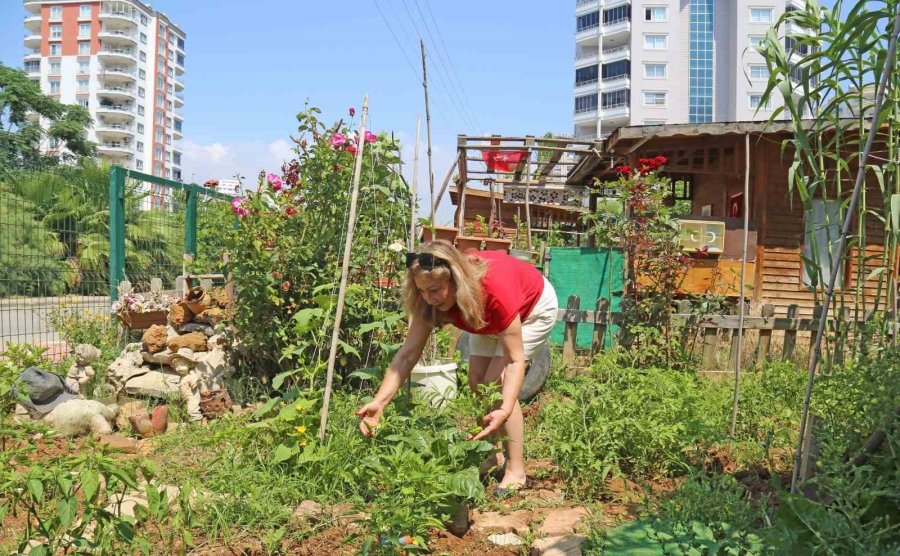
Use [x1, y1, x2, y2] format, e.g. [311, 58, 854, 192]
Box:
[404, 240, 488, 328]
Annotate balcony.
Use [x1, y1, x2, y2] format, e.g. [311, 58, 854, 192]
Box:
[576, 0, 598, 16]
[98, 84, 135, 101]
[174, 93, 184, 107]
[24, 1, 41, 14]
[95, 121, 135, 139]
[601, 45, 629, 62]
[24, 14, 42, 31]
[23, 33, 42, 49]
[576, 23, 600, 43]
[575, 50, 599, 67]
[601, 16, 631, 42]
[99, 9, 138, 26]
[23, 48, 41, 60]
[601, 102, 630, 123]
[98, 48, 137, 64]
[100, 66, 137, 83]
[98, 142, 134, 158]
[98, 28, 137, 45]
[601, 73, 630, 90]
[574, 107, 598, 123]
[173, 77, 185, 92]
[95, 104, 135, 120]
[24, 62, 41, 76]
[574, 78, 599, 95]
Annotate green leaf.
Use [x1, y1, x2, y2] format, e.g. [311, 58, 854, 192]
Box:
[337, 339, 360, 358]
[57, 497, 77, 530]
[357, 320, 384, 334]
[891, 194, 900, 237]
[28, 545, 50, 556]
[272, 369, 297, 391]
[445, 467, 484, 499]
[271, 443, 298, 464]
[347, 367, 381, 381]
[251, 397, 280, 419]
[80, 469, 100, 502]
[26, 478, 43, 501]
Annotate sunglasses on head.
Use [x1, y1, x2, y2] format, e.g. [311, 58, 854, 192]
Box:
[405, 252, 449, 270]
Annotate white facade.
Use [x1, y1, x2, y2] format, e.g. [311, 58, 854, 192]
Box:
[573, 0, 808, 139]
[23, 0, 186, 181]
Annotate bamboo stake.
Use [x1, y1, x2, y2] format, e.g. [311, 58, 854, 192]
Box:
[791, 8, 900, 492]
[319, 96, 370, 441]
[731, 132, 751, 436]
[420, 39, 435, 231]
[525, 137, 534, 250]
[409, 116, 421, 250]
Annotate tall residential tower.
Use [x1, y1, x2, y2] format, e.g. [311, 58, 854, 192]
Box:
[573, 0, 807, 139]
[23, 0, 185, 180]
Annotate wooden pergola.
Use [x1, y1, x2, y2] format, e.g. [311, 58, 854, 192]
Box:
[436, 134, 604, 249]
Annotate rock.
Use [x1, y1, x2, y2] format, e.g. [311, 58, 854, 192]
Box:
[97, 433, 138, 453]
[168, 301, 194, 327]
[44, 399, 118, 437]
[151, 405, 168, 434]
[142, 325, 169, 354]
[332, 503, 367, 529]
[533, 507, 589, 537]
[115, 400, 148, 431]
[129, 414, 156, 438]
[488, 533, 524, 547]
[181, 323, 215, 336]
[199, 389, 232, 420]
[208, 287, 231, 309]
[471, 510, 532, 536]
[194, 308, 225, 325]
[194, 349, 233, 391]
[142, 351, 175, 366]
[290, 500, 324, 529]
[108, 345, 146, 384]
[166, 421, 183, 433]
[74, 344, 102, 365]
[534, 489, 566, 503]
[122, 369, 182, 398]
[167, 332, 208, 353]
[529, 534, 588, 556]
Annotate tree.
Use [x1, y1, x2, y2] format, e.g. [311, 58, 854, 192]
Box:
[0, 64, 95, 175]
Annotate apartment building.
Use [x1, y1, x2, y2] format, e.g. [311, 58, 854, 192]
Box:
[573, 0, 808, 139]
[23, 0, 186, 181]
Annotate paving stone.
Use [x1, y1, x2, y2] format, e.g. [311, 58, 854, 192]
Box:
[529, 534, 588, 556]
[534, 507, 589, 536]
[290, 500, 324, 529]
[471, 509, 532, 536]
[488, 532, 524, 546]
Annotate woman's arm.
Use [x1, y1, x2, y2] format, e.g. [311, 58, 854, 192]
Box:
[470, 315, 526, 440]
[356, 314, 432, 435]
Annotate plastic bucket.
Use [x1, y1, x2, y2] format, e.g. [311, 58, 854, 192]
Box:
[410, 361, 458, 406]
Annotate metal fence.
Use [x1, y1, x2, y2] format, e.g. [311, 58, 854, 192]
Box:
[0, 165, 232, 352]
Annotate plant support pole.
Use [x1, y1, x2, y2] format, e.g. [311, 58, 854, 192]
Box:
[319, 96, 370, 441]
[731, 132, 751, 436]
[790, 7, 900, 493]
[409, 116, 421, 251]
[421, 39, 436, 231]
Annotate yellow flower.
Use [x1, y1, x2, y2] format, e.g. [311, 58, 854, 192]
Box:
[294, 402, 305, 412]
[299, 438, 308, 447]
[294, 424, 307, 435]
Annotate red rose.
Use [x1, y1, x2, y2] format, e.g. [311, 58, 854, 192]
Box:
[349, 107, 356, 117]
[285, 206, 297, 217]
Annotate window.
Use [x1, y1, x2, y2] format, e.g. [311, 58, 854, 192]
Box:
[603, 4, 631, 24]
[157, 59, 165, 71]
[157, 75, 165, 88]
[749, 64, 769, 80]
[50, 44, 62, 56]
[78, 60, 89, 74]
[576, 11, 599, 32]
[155, 112, 164, 125]
[750, 7, 773, 23]
[176, 54, 185, 66]
[166, 117, 172, 128]
[173, 152, 181, 165]
[155, 146, 163, 159]
[167, 84, 173, 94]
[749, 94, 771, 109]
[24, 61, 40, 73]
[138, 105, 145, 116]
[749, 35, 765, 47]
[50, 6, 62, 20]
[158, 42, 166, 55]
[177, 38, 185, 50]
[602, 59, 630, 80]
[77, 79, 89, 93]
[78, 99, 89, 108]
[601, 89, 630, 108]
[137, 141, 144, 152]
[49, 137, 60, 149]
[138, 87, 145, 98]
[166, 101, 173, 111]
[167, 68, 174, 77]
[168, 35, 175, 44]
[140, 14, 148, 25]
[139, 69, 146, 80]
[166, 134, 172, 144]
[575, 65, 598, 86]
[644, 34, 667, 50]
[643, 119, 667, 125]
[79, 23, 91, 38]
[79, 42, 91, 55]
[574, 94, 597, 113]
[803, 199, 843, 288]
[50, 24, 62, 39]
[49, 61, 61, 74]
[140, 51, 147, 62]
[136, 160, 144, 170]
[49, 80, 61, 94]
[155, 129, 163, 142]
[165, 151, 171, 162]
[689, 0, 714, 124]
[644, 63, 667, 78]
[156, 93, 164, 108]
[165, 169, 171, 178]
[140, 33, 147, 44]
[645, 6, 667, 21]
[174, 119, 182, 132]
[137, 123, 144, 133]
[80, 5, 92, 19]
[643, 91, 667, 106]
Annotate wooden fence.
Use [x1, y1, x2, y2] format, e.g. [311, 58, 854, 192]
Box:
[557, 295, 883, 369]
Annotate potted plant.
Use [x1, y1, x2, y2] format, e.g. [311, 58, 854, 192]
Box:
[111, 291, 176, 330]
[482, 217, 511, 253]
[420, 218, 458, 243]
[455, 235, 483, 253]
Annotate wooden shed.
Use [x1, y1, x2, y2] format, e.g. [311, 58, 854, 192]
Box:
[569, 120, 894, 317]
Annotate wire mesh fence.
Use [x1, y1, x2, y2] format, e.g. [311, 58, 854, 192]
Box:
[0, 165, 234, 355]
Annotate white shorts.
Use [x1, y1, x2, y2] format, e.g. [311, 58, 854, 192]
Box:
[469, 277, 558, 360]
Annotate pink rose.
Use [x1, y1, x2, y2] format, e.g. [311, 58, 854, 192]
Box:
[330, 133, 347, 147]
[266, 172, 283, 192]
[231, 197, 249, 217]
[364, 131, 377, 144]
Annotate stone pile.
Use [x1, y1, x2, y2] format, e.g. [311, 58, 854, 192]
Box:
[108, 286, 233, 421]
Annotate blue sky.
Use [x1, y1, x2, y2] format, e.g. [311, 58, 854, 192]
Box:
[0, 0, 573, 224]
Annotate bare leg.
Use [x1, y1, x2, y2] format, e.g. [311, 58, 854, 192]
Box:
[484, 355, 526, 489]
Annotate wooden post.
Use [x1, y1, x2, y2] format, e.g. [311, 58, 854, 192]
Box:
[730, 301, 749, 369]
[701, 322, 718, 370]
[591, 297, 610, 357]
[524, 136, 534, 250]
[783, 304, 799, 362]
[678, 299, 695, 350]
[798, 414, 821, 488]
[562, 294, 579, 366]
[318, 96, 369, 441]
[757, 304, 776, 364]
[420, 40, 435, 229]
[409, 116, 421, 250]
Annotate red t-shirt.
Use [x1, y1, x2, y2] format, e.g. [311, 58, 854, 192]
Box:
[448, 250, 545, 335]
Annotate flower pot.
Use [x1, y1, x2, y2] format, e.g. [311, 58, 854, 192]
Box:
[116, 310, 168, 330]
[410, 361, 458, 407]
[482, 237, 511, 253]
[422, 225, 458, 244]
[455, 236, 483, 253]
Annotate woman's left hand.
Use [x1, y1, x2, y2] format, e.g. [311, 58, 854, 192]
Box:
[468, 409, 508, 441]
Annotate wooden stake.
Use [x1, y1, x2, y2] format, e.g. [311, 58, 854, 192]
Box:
[525, 136, 534, 250]
[731, 132, 751, 436]
[421, 40, 436, 230]
[409, 116, 421, 250]
[319, 96, 370, 441]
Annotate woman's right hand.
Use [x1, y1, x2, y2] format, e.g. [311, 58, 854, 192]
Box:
[355, 400, 385, 437]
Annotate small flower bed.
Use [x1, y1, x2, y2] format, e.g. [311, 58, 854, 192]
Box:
[110, 291, 177, 317]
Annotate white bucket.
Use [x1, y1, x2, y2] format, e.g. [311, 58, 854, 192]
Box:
[410, 361, 458, 406]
